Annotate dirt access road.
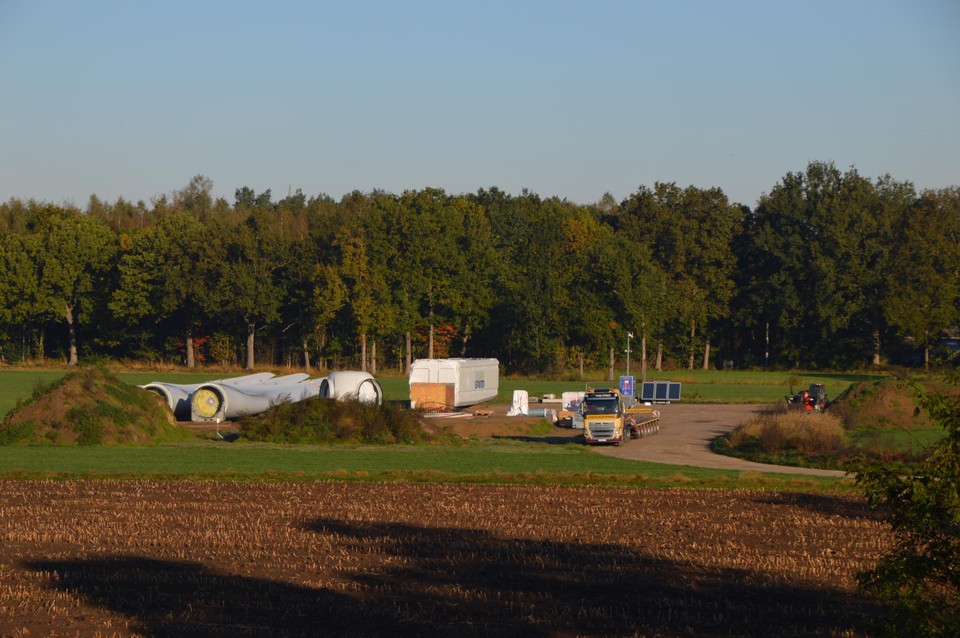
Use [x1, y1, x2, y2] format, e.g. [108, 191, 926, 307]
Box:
[593, 403, 848, 477]
[447, 403, 848, 478]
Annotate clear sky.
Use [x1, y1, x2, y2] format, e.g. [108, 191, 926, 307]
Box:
[1, 0, 957, 208]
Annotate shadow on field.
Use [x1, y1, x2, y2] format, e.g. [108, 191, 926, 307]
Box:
[24, 556, 380, 637]
[491, 433, 584, 445]
[27, 520, 882, 637]
[752, 492, 884, 522]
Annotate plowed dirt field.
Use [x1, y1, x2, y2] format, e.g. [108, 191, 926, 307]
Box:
[1, 480, 890, 637]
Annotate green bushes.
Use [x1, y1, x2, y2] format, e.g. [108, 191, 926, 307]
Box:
[68, 406, 105, 445]
[0, 420, 37, 445]
[849, 373, 960, 637]
[238, 398, 435, 445]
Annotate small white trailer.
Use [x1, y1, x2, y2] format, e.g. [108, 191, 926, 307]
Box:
[409, 358, 499, 410]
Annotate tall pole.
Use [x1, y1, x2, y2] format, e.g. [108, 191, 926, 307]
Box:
[626, 332, 633, 377]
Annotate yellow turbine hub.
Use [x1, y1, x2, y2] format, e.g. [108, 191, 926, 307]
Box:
[193, 388, 222, 419]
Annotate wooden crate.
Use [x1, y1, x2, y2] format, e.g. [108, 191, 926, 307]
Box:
[410, 383, 456, 411]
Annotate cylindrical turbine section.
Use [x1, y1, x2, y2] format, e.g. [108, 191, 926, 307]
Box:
[140, 373, 278, 420]
[191, 385, 228, 421]
[319, 371, 383, 405]
[141, 382, 196, 421]
[190, 377, 323, 422]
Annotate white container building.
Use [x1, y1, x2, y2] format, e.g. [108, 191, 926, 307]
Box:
[409, 358, 499, 409]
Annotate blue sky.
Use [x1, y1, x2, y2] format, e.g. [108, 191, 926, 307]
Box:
[1, 0, 957, 208]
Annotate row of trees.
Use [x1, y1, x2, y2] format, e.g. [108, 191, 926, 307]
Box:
[0, 162, 957, 374]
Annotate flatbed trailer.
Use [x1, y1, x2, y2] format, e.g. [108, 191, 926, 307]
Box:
[625, 406, 661, 439]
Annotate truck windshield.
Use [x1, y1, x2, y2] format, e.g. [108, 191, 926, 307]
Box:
[583, 398, 618, 414]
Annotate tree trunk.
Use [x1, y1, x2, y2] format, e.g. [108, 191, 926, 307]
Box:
[405, 331, 412, 374]
[703, 336, 711, 370]
[656, 341, 663, 371]
[579, 350, 584, 380]
[185, 327, 195, 369]
[371, 339, 377, 375]
[641, 332, 647, 382]
[461, 322, 471, 357]
[688, 321, 696, 370]
[764, 322, 770, 369]
[608, 347, 614, 381]
[66, 303, 78, 366]
[360, 332, 367, 372]
[246, 320, 256, 370]
[318, 329, 327, 371]
[873, 327, 881, 366]
[303, 338, 311, 371]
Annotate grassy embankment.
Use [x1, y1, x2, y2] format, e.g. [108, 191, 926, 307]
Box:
[714, 375, 951, 469]
[0, 367, 881, 490]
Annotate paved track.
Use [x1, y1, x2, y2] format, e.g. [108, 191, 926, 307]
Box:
[593, 403, 849, 477]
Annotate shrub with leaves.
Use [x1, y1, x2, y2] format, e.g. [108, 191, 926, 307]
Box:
[849, 371, 960, 637]
[238, 398, 435, 445]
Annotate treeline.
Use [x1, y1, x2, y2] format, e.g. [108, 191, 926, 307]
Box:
[0, 161, 957, 374]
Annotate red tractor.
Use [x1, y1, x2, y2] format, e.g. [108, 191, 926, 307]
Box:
[786, 383, 828, 412]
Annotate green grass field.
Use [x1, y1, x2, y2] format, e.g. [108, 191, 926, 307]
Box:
[847, 426, 947, 455]
[0, 440, 847, 491]
[0, 367, 880, 490]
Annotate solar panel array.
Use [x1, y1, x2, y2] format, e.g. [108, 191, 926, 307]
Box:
[640, 381, 682, 403]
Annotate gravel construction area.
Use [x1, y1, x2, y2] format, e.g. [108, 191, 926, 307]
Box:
[591, 404, 848, 477]
[440, 402, 847, 477]
[0, 481, 888, 637]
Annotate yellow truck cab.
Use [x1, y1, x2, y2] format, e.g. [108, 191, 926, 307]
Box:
[582, 388, 629, 445]
[581, 388, 660, 445]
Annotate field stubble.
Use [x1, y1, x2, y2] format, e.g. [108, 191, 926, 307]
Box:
[0, 481, 890, 637]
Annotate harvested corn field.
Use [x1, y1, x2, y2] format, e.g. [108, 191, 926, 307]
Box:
[0, 481, 890, 637]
